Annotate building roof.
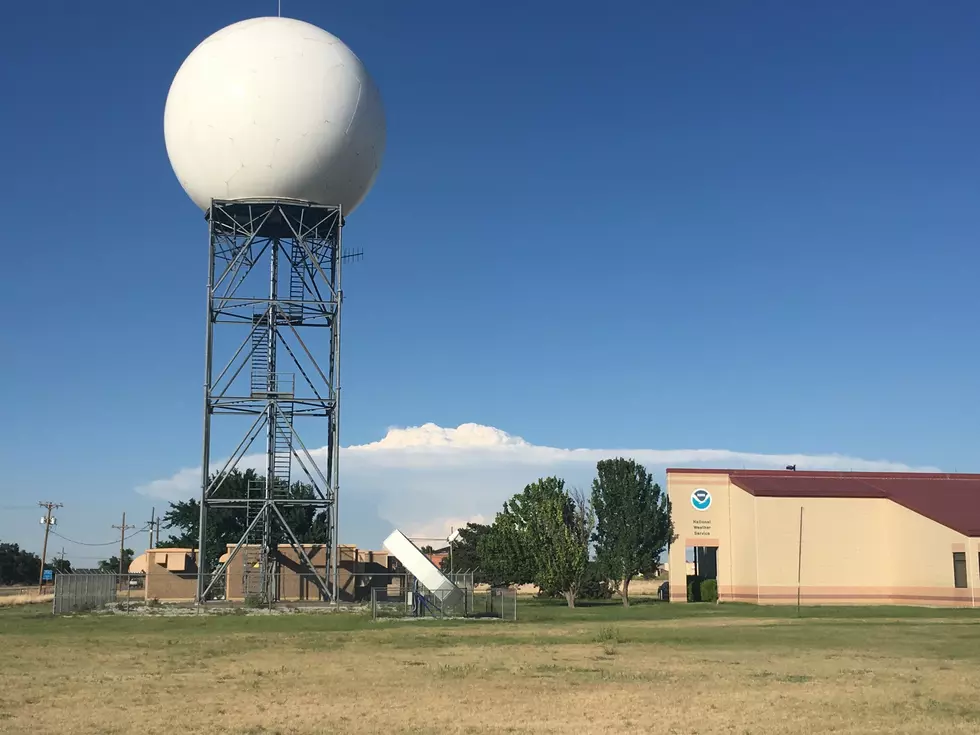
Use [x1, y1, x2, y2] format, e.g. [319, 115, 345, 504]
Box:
[667, 468, 980, 537]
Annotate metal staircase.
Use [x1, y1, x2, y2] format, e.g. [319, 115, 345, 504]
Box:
[242, 301, 297, 601]
[271, 403, 294, 495]
[250, 309, 273, 398]
[243, 479, 264, 598]
[287, 241, 307, 325]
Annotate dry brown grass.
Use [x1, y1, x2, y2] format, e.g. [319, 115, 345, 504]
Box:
[1, 605, 979, 734]
[0, 586, 38, 598]
[0, 593, 52, 608]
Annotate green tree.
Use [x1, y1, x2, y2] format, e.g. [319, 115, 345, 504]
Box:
[591, 457, 674, 606]
[478, 478, 593, 607]
[0, 542, 41, 585]
[526, 483, 594, 608]
[476, 511, 535, 587]
[477, 478, 568, 588]
[439, 522, 491, 581]
[98, 548, 135, 574]
[160, 469, 329, 568]
[49, 558, 72, 574]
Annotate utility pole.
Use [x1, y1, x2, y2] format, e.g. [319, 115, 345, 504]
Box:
[448, 527, 454, 574]
[112, 512, 136, 579]
[37, 502, 63, 593]
[147, 507, 156, 551]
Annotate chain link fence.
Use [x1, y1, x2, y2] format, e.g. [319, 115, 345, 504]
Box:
[51, 571, 414, 613]
[371, 576, 517, 622]
[50, 568, 516, 619]
[52, 572, 127, 614]
[487, 587, 518, 621]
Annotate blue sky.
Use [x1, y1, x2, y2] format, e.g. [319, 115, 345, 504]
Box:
[1, 1, 978, 562]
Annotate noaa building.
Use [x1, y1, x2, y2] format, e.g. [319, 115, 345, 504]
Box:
[666, 468, 980, 607]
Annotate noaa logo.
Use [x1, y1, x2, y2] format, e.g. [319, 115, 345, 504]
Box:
[691, 488, 712, 511]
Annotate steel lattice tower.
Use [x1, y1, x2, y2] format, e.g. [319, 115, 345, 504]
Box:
[196, 198, 350, 604]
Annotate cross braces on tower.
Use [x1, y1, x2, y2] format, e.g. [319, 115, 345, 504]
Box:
[196, 198, 353, 604]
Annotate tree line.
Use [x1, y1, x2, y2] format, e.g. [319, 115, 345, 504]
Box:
[4, 459, 672, 602]
[443, 457, 674, 607]
[155, 459, 672, 608]
[0, 543, 72, 585]
[0, 541, 138, 583]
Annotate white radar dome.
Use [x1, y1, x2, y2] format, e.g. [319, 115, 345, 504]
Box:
[164, 16, 385, 215]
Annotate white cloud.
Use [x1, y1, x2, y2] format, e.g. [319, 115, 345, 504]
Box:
[136, 422, 939, 548]
[355, 423, 529, 450]
[135, 467, 200, 500]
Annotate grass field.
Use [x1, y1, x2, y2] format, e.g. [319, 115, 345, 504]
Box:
[2, 599, 980, 734]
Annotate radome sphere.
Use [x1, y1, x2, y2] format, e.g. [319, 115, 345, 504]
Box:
[164, 16, 385, 215]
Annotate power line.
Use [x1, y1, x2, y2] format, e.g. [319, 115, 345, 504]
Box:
[48, 527, 146, 547]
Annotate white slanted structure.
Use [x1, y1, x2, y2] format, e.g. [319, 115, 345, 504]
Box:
[383, 530, 462, 609]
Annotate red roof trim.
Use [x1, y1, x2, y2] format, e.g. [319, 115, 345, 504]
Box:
[666, 468, 980, 537]
[666, 468, 980, 480]
[667, 468, 732, 475]
[729, 476, 886, 499]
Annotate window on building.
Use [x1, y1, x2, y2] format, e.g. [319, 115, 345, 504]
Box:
[953, 552, 967, 589]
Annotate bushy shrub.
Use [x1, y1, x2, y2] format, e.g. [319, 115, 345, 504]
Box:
[700, 578, 718, 603]
[243, 594, 266, 608]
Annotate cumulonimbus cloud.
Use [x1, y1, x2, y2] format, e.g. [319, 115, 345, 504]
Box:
[136, 422, 939, 547]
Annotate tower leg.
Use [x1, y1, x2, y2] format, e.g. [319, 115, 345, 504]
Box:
[196, 215, 216, 605]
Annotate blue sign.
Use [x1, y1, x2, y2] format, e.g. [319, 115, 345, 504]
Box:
[691, 488, 712, 511]
[42, 569, 53, 581]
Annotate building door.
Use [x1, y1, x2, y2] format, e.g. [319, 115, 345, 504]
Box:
[687, 546, 718, 601]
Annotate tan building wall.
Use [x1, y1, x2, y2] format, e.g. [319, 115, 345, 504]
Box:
[880, 500, 977, 605]
[222, 544, 395, 602]
[144, 548, 198, 601]
[725, 475, 758, 600]
[223, 544, 330, 601]
[668, 471, 979, 607]
[134, 544, 397, 603]
[754, 496, 889, 598]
